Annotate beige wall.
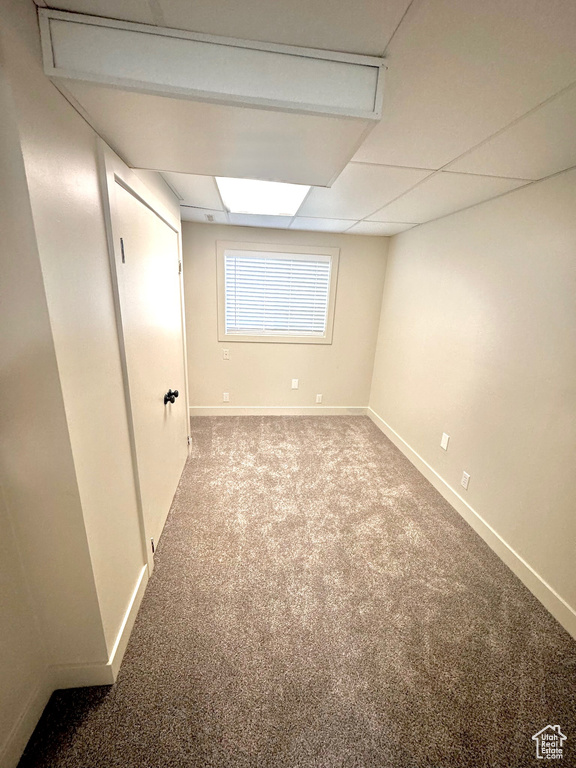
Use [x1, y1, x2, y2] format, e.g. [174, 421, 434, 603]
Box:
[183, 223, 388, 411]
[369, 168, 576, 635]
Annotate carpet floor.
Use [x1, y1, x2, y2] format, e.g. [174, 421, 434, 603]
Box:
[19, 416, 576, 768]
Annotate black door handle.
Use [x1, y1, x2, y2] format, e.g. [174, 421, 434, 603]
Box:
[164, 389, 179, 405]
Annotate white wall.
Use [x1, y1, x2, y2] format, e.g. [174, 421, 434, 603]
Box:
[0, 488, 50, 768]
[0, 1, 179, 763]
[0, 20, 106, 763]
[183, 223, 388, 412]
[369, 168, 576, 638]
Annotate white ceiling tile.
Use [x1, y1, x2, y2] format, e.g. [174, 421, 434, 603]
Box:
[45, 0, 155, 24]
[297, 164, 432, 220]
[162, 172, 223, 210]
[348, 221, 417, 236]
[180, 207, 228, 224]
[59, 81, 370, 187]
[157, 0, 411, 55]
[289, 217, 356, 233]
[448, 85, 576, 180]
[354, 0, 576, 169]
[372, 172, 530, 223]
[227, 213, 293, 229]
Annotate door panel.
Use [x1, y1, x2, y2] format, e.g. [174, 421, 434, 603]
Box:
[112, 181, 188, 552]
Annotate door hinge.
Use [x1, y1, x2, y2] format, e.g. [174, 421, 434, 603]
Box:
[178, 260, 182, 275]
[120, 237, 125, 263]
[150, 537, 155, 554]
[187, 435, 192, 446]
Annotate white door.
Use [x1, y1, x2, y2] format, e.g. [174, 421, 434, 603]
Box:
[108, 173, 189, 562]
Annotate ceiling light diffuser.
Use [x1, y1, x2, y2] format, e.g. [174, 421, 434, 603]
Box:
[216, 177, 310, 216]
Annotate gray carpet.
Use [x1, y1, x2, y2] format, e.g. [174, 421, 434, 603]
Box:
[19, 416, 576, 767]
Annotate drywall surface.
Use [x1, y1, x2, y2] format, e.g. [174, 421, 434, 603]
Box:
[183, 223, 388, 410]
[369, 168, 576, 628]
[0, 0, 178, 760]
[0, 486, 51, 768]
[0, 0, 181, 654]
[0, 22, 107, 763]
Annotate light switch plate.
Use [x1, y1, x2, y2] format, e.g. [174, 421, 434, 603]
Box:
[441, 432, 450, 450]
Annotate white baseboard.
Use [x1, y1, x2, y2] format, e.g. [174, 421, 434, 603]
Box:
[0, 676, 53, 768]
[190, 406, 367, 416]
[1, 565, 149, 768]
[51, 563, 149, 689]
[367, 407, 576, 641]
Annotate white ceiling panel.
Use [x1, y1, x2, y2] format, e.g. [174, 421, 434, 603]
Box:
[57, 81, 371, 186]
[227, 213, 293, 229]
[42, 0, 156, 24]
[298, 164, 432, 220]
[354, 0, 576, 170]
[180, 207, 228, 224]
[348, 221, 416, 236]
[157, 0, 412, 55]
[370, 172, 529, 224]
[162, 172, 223, 209]
[289, 217, 356, 233]
[448, 85, 576, 181]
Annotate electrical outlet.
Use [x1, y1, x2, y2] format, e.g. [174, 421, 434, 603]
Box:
[291, 379, 299, 389]
[461, 471, 470, 490]
[316, 394, 323, 404]
[440, 432, 450, 450]
[222, 349, 230, 360]
[223, 392, 229, 402]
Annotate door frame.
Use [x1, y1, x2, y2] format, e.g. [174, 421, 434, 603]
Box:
[97, 140, 190, 574]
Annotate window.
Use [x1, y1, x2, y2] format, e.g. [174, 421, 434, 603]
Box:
[217, 241, 339, 344]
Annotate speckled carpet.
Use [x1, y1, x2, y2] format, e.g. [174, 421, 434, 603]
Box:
[19, 416, 576, 768]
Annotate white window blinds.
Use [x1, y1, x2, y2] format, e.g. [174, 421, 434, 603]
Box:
[224, 250, 332, 337]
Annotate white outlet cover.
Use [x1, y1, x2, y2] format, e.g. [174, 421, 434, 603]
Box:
[291, 379, 299, 389]
[223, 392, 229, 402]
[441, 432, 450, 450]
[461, 471, 470, 490]
[316, 394, 323, 403]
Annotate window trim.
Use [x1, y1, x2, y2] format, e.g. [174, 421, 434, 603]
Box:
[216, 240, 340, 344]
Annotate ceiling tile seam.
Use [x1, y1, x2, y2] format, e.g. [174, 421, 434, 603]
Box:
[359, 72, 576, 224]
[292, 216, 357, 223]
[147, 0, 167, 27]
[442, 170, 534, 182]
[349, 160, 437, 172]
[369, 219, 419, 224]
[356, 96, 568, 224]
[357, 168, 438, 222]
[381, 0, 420, 57]
[180, 204, 219, 210]
[441, 77, 576, 175]
[392, 178, 537, 234]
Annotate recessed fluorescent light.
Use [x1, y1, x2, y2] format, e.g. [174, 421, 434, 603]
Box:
[216, 177, 310, 216]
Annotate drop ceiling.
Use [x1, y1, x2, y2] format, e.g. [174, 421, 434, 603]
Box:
[37, 0, 576, 236]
